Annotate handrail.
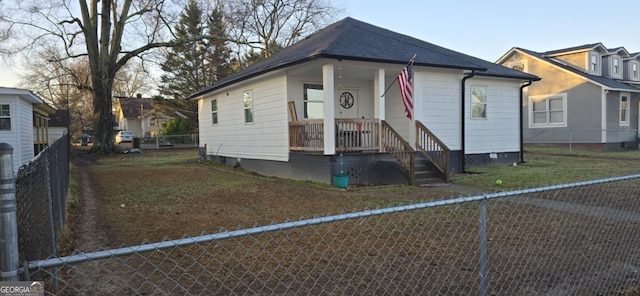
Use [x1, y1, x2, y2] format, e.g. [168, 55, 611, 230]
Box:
[380, 120, 415, 185]
[289, 119, 324, 152]
[415, 120, 450, 182]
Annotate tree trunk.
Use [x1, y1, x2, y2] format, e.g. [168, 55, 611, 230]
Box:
[89, 78, 117, 154]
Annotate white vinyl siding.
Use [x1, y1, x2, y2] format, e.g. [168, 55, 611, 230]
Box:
[529, 93, 567, 128]
[412, 69, 462, 150]
[464, 79, 521, 153]
[198, 75, 289, 161]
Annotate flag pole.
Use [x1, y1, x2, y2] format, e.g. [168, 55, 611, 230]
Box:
[380, 54, 416, 98]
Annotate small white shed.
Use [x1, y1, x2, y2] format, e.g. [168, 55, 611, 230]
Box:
[0, 87, 46, 173]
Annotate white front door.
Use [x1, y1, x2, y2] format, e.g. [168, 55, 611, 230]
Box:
[335, 89, 358, 118]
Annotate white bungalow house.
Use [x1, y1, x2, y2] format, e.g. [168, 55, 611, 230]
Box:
[0, 87, 54, 173]
[190, 17, 539, 186]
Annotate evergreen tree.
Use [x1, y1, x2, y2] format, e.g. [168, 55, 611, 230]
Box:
[159, 1, 232, 99]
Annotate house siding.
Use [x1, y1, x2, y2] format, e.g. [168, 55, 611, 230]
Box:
[464, 77, 521, 154]
[0, 96, 35, 173]
[199, 75, 289, 161]
[507, 54, 604, 145]
[17, 99, 35, 170]
[414, 68, 463, 150]
[605, 91, 637, 145]
[552, 52, 588, 71]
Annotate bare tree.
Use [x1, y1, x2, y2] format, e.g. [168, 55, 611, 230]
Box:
[0, 0, 192, 153]
[21, 53, 94, 138]
[1, 0, 342, 153]
[22, 53, 153, 138]
[226, 0, 342, 58]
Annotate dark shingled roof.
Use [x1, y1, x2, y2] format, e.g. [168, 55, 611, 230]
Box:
[118, 96, 154, 118]
[189, 17, 538, 98]
[516, 47, 640, 92]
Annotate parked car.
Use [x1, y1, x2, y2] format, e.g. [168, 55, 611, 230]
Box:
[115, 131, 135, 144]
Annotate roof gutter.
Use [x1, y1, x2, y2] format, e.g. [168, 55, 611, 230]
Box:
[519, 80, 534, 163]
[461, 70, 476, 173]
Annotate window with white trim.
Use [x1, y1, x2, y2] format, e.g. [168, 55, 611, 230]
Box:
[632, 62, 639, 80]
[243, 91, 254, 124]
[529, 93, 567, 127]
[589, 52, 601, 75]
[211, 99, 218, 125]
[0, 104, 10, 130]
[612, 55, 621, 77]
[303, 84, 324, 119]
[471, 86, 487, 119]
[620, 94, 629, 126]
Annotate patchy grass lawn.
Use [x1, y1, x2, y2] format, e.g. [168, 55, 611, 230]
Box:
[453, 145, 640, 190]
[65, 146, 640, 295]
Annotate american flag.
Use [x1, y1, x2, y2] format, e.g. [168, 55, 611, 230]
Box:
[398, 62, 414, 119]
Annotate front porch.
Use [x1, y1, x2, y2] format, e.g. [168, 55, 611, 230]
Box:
[288, 118, 451, 185]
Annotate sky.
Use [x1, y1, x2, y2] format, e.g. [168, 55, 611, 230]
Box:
[2, 0, 640, 88]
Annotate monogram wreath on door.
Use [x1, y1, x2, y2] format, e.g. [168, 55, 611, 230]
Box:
[340, 91, 354, 109]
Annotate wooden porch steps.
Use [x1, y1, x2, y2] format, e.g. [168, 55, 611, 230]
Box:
[413, 154, 446, 186]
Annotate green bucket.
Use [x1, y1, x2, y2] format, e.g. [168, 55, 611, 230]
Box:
[333, 174, 349, 188]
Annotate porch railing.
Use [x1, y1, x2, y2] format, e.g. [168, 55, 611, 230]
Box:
[336, 119, 379, 152]
[289, 118, 379, 152]
[289, 119, 324, 152]
[381, 120, 415, 185]
[415, 120, 450, 182]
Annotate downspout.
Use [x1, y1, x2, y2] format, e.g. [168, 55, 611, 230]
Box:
[519, 80, 533, 163]
[461, 70, 476, 173]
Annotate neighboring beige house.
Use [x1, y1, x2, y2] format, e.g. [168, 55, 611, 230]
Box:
[0, 87, 54, 173]
[114, 94, 172, 137]
[497, 43, 640, 150]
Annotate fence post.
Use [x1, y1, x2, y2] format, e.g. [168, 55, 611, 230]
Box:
[479, 197, 488, 296]
[0, 143, 20, 281]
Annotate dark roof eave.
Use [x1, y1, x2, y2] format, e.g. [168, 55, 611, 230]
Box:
[187, 54, 488, 99]
[474, 72, 541, 81]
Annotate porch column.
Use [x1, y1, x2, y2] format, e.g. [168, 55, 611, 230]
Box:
[375, 68, 385, 120]
[375, 68, 385, 152]
[323, 64, 336, 155]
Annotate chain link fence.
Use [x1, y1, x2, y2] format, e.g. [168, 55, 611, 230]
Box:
[15, 135, 69, 263]
[22, 174, 640, 295]
[525, 128, 640, 151]
[139, 134, 199, 149]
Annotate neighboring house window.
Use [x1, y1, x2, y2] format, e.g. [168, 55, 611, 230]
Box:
[471, 86, 487, 119]
[149, 118, 156, 126]
[620, 94, 629, 126]
[529, 93, 567, 127]
[632, 62, 639, 80]
[589, 52, 601, 75]
[243, 91, 254, 123]
[303, 84, 324, 119]
[0, 104, 10, 130]
[613, 56, 621, 76]
[211, 99, 218, 125]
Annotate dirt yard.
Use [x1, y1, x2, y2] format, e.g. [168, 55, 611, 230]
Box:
[68, 148, 467, 248]
[63, 147, 640, 295]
